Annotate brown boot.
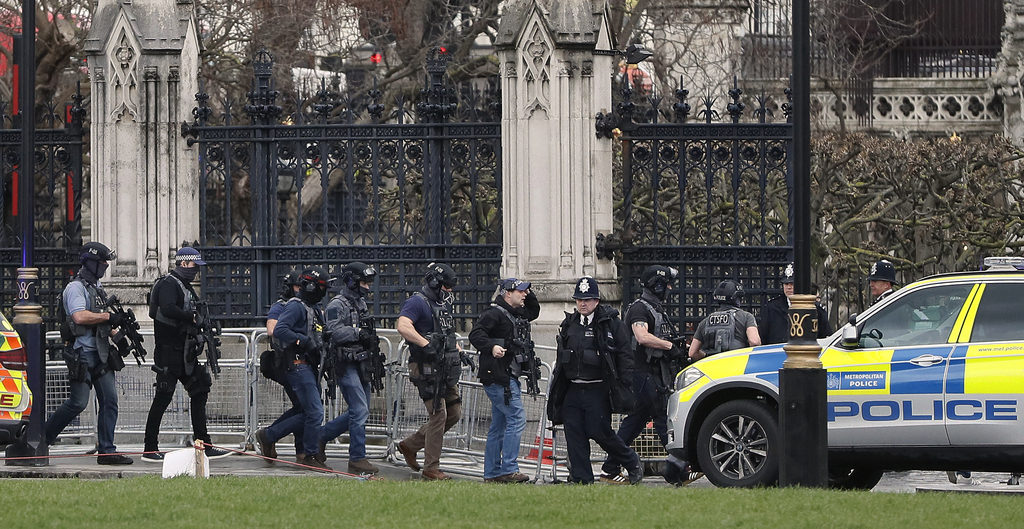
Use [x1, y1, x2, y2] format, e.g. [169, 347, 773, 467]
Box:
[422, 469, 452, 481]
[256, 428, 277, 461]
[348, 459, 380, 474]
[315, 440, 327, 464]
[397, 440, 421, 472]
[297, 454, 330, 471]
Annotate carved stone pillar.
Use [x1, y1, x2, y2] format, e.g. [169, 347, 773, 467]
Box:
[83, 0, 201, 305]
[993, 0, 1024, 143]
[496, 0, 618, 345]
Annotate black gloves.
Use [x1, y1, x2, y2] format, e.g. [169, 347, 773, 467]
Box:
[107, 312, 124, 328]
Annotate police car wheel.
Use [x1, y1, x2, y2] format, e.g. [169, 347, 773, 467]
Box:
[827, 468, 884, 490]
[695, 400, 779, 488]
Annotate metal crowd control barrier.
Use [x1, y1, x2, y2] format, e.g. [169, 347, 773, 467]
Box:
[44, 328, 255, 448]
[44, 325, 664, 481]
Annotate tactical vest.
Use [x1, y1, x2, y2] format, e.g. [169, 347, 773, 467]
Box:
[492, 303, 526, 378]
[412, 292, 457, 351]
[65, 278, 112, 360]
[272, 298, 325, 362]
[325, 291, 370, 362]
[150, 274, 196, 327]
[559, 318, 603, 382]
[701, 308, 744, 356]
[630, 298, 671, 363]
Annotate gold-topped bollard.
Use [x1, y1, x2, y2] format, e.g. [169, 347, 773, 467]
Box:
[782, 294, 823, 369]
[779, 292, 827, 487]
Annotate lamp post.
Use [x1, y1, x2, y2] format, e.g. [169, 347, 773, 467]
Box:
[5, 0, 47, 467]
[779, 0, 826, 487]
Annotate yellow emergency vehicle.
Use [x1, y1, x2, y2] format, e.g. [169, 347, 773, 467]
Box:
[666, 257, 1024, 489]
[0, 311, 31, 447]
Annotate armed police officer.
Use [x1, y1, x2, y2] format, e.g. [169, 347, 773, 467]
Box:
[758, 263, 832, 345]
[143, 247, 229, 462]
[261, 269, 304, 461]
[689, 280, 761, 361]
[45, 242, 133, 465]
[547, 277, 643, 485]
[868, 259, 898, 305]
[469, 278, 540, 483]
[395, 263, 463, 481]
[256, 266, 331, 470]
[600, 265, 693, 485]
[319, 262, 382, 475]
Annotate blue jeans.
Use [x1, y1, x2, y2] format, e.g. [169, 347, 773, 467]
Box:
[482, 378, 526, 479]
[45, 348, 119, 454]
[320, 364, 371, 461]
[265, 363, 323, 456]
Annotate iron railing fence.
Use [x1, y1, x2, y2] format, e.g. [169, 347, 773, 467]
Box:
[183, 48, 502, 329]
[0, 92, 86, 333]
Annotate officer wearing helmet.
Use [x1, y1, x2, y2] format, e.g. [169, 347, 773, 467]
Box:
[867, 259, 898, 304]
[257, 266, 331, 470]
[395, 262, 463, 480]
[143, 247, 228, 462]
[547, 277, 643, 485]
[758, 263, 832, 345]
[260, 269, 304, 460]
[318, 262, 382, 474]
[600, 265, 689, 484]
[688, 280, 761, 361]
[45, 242, 133, 465]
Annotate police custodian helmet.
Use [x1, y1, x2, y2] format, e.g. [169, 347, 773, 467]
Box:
[867, 259, 898, 284]
[781, 262, 795, 284]
[573, 276, 600, 300]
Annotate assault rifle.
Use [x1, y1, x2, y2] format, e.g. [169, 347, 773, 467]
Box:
[322, 336, 339, 401]
[186, 301, 222, 378]
[358, 316, 387, 393]
[106, 295, 148, 366]
[510, 319, 541, 398]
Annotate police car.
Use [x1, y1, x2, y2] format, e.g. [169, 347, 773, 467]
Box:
[666, 257, 1024, 489]
[0, 311, 31, 448]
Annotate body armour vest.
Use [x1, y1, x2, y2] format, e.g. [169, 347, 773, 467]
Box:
[560, 319, 603, 382]
[410, 292, 458, 359]
[273, 298, 325, 361]
[630, 298, 671, 364]
[67, 278, 113, 361]
[151, 274, 196, 327]
[491, 303, 526, 378]
[701, 308, 743, 356]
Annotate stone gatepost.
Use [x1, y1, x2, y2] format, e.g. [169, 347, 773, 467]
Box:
[993, 0, 1024, 143]
[83, 0, 201, 305]
[496, 0, 618, 348]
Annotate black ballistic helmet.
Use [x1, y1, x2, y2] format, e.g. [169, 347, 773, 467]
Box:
[641, 265, 678, 299]
[573, 276, 600, 300]
[280, 269, 301, 299]
[80, 241, 116, 263]
[424, 262, 457, 289]
[342, 262, 377, 284]
[713, 280, 743, 306]
[299, 266, 331, 303]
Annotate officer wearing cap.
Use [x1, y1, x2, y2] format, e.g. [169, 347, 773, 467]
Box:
[46, 242, 133, 465]
[469, 277, 540, 483]
[257, 266, 331, 470]
[260, 269, 304, 460]
[319, 262, 382, 474]
[868, 259, 898, 304]
[689, 280, 761, 361]
[395, 262, 463, 480]
[547, 277, 643, 485]
[758, 263, 832, 345]
[600, 265, 687, 484]
[143, 247, 228, 462]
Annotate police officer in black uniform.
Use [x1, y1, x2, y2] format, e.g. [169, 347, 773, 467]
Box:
[395, 263, 463, 481]
[868, 259, 898, 305]
[45, 242, 133, 465]
[143, 247, 228, 462]
[256, 266, 331, 470]
[547, 277, 643, 485]
[689, 280, 761, 361]
[758, 263, 832, 345]
[600, 265, 688, 484]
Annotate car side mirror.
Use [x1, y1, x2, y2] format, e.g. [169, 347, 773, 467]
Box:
[841, 313, 860, 348]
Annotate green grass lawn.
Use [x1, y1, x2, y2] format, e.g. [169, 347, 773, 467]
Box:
[3, 477, 1018, 528]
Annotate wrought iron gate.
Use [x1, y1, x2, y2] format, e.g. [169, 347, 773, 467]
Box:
[182, 49, 502, 328]
[598, 77, 794, 334]
[0, 96, 86, 331]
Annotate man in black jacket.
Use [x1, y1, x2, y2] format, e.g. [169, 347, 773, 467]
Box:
[547, 277, 642, 485]
[758, 263, 832, 345]
[143, 247, 228, 462]
[469, 278, 540, 483]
